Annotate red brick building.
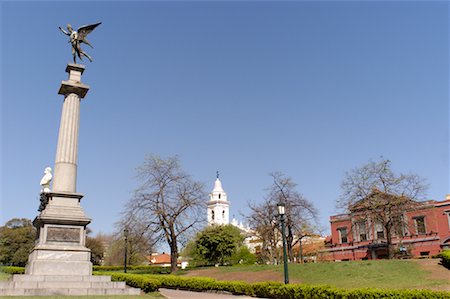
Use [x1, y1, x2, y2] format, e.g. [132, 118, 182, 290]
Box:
[321, 194, 450, 261]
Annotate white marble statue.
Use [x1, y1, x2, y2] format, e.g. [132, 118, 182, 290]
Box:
[40, 167, 53, 193]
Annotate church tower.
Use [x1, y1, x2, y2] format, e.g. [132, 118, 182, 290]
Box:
[207, 172, 230, 226]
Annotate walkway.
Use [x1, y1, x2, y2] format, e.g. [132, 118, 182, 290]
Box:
[159, 288, 258, 299]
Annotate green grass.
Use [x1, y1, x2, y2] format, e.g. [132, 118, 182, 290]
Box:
[288, 260, 446, 289]
[190, 260, 449, 290]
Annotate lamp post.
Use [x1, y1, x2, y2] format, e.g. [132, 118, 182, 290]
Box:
[277, 202, 289, 284]
[124, 228, 129, 273]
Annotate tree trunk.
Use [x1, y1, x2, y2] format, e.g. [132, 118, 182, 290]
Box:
[286, 227, 294, 262]
[170, 241, 178, 273]
[385, 225, 394, 259]
[169, 229, 179, 273]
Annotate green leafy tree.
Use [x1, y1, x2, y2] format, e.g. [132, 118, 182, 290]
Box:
[85, 228, 106, 265]
[229, 245, 257, 265]
[0, 218, 36, 266]
[192, 225, 245, 266]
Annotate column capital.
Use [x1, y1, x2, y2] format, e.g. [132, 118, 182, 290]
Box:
[58, 64, 90, 98]
[65, 64, 86, 75]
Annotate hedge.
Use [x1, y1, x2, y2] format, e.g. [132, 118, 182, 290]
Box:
[0, 266, 25, 274]
[100, 273, 450, 299]
[0, 266, 170, 275]
[440, 250, 450, 269]
[95, 272, 161, 292]
[93, 265, 171, 274]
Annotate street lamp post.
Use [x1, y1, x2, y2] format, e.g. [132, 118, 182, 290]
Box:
[124, 228, 129, 273]
[277, 202, 289, 284]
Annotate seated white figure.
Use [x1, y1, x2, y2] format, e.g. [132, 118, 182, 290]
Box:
[40, 167, 52, 193]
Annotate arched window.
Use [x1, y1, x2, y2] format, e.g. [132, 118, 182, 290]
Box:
[218, 194, 221, 199]
[222, 210, 225, 219]
[211, 210, 215, 220]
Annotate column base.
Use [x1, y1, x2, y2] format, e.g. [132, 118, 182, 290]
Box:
[26, 191, 92, 276]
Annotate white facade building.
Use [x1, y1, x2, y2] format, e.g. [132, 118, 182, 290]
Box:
[207, 174, 230, 226]
[207, 174, 262, 254]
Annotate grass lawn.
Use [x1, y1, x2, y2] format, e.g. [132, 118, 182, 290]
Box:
[288, 260, 447, 289]
[187, 260, 449, 290]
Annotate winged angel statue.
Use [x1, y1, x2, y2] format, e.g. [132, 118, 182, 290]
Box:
[59, 22, 101, 64]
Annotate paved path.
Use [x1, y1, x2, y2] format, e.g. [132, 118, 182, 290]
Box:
[159, 288, 257, 299]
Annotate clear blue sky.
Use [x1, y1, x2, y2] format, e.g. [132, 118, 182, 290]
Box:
[1, 1, 449, 236]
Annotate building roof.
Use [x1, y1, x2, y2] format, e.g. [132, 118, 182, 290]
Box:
[147, 253, 171, 265]
[212, 178, 224, 193]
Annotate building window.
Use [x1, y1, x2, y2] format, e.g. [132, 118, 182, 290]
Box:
[211, 210, 215, 220]
[218, 194, 221, 199]
[222, 210, 225, 219]
[356, 221, 367, 241]
[338, 228, 348, 244]
[445, 211, 450, 231]
[414, 216, 426, 234]
[393, 215, 405, 237]
[375, 223, 385, 239]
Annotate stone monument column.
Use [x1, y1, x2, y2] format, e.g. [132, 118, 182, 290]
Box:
[25, 64, 92, 276]
[53, 64, 88, 193]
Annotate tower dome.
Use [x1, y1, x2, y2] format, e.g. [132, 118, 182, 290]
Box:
[207, 172, 230, 226]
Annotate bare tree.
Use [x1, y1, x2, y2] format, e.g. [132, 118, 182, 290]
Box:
[247, 198, 280, 264]
[268, 172, 318, 261]
[338, 158, 428, 259]
[113, 216, 156, 266]
[247, 172, 318, 263]
[124, 155, 205, 272]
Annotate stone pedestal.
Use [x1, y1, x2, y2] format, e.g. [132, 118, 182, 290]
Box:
[25, 192, 92, 276]
[0, 275, 141, 296]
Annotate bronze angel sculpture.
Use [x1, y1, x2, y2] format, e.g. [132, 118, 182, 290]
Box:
[59, 22, 101, 64]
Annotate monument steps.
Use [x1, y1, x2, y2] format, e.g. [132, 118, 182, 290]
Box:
[0, 274, 141, 296]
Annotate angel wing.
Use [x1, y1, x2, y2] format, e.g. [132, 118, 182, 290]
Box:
[76, 22, 101, 48]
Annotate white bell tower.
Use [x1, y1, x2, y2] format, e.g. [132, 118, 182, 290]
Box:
[207, 172, 230, 226]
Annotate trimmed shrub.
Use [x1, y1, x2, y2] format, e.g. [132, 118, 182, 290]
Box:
[98, 272, 450, 299]
[96, 272, 161, 292]
[440, 250, 450, 269]
[0, 266, 25, 274]
[93, 265, 171, 274]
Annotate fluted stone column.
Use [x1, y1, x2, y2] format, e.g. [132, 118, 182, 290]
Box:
[53, 64, 89, 193]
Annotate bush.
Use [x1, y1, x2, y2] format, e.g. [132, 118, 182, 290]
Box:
[96, 272, 161, 292]
[440, 250, 450, 269]
[93, 265, 171, 274]
[0, 266, 25, 274]
[99, 272, 450, 298]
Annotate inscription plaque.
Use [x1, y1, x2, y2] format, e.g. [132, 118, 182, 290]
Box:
[47, 227, 80, 243]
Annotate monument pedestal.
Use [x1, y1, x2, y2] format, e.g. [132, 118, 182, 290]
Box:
[25, 192, 92, 276]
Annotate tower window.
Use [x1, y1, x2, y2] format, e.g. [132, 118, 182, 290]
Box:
[218, 194, 221, 199]
[211, 210, 215, 221]
[222, 210, 225, 219]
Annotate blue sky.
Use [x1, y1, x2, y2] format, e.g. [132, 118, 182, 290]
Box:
[1, 1, 449, 236]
